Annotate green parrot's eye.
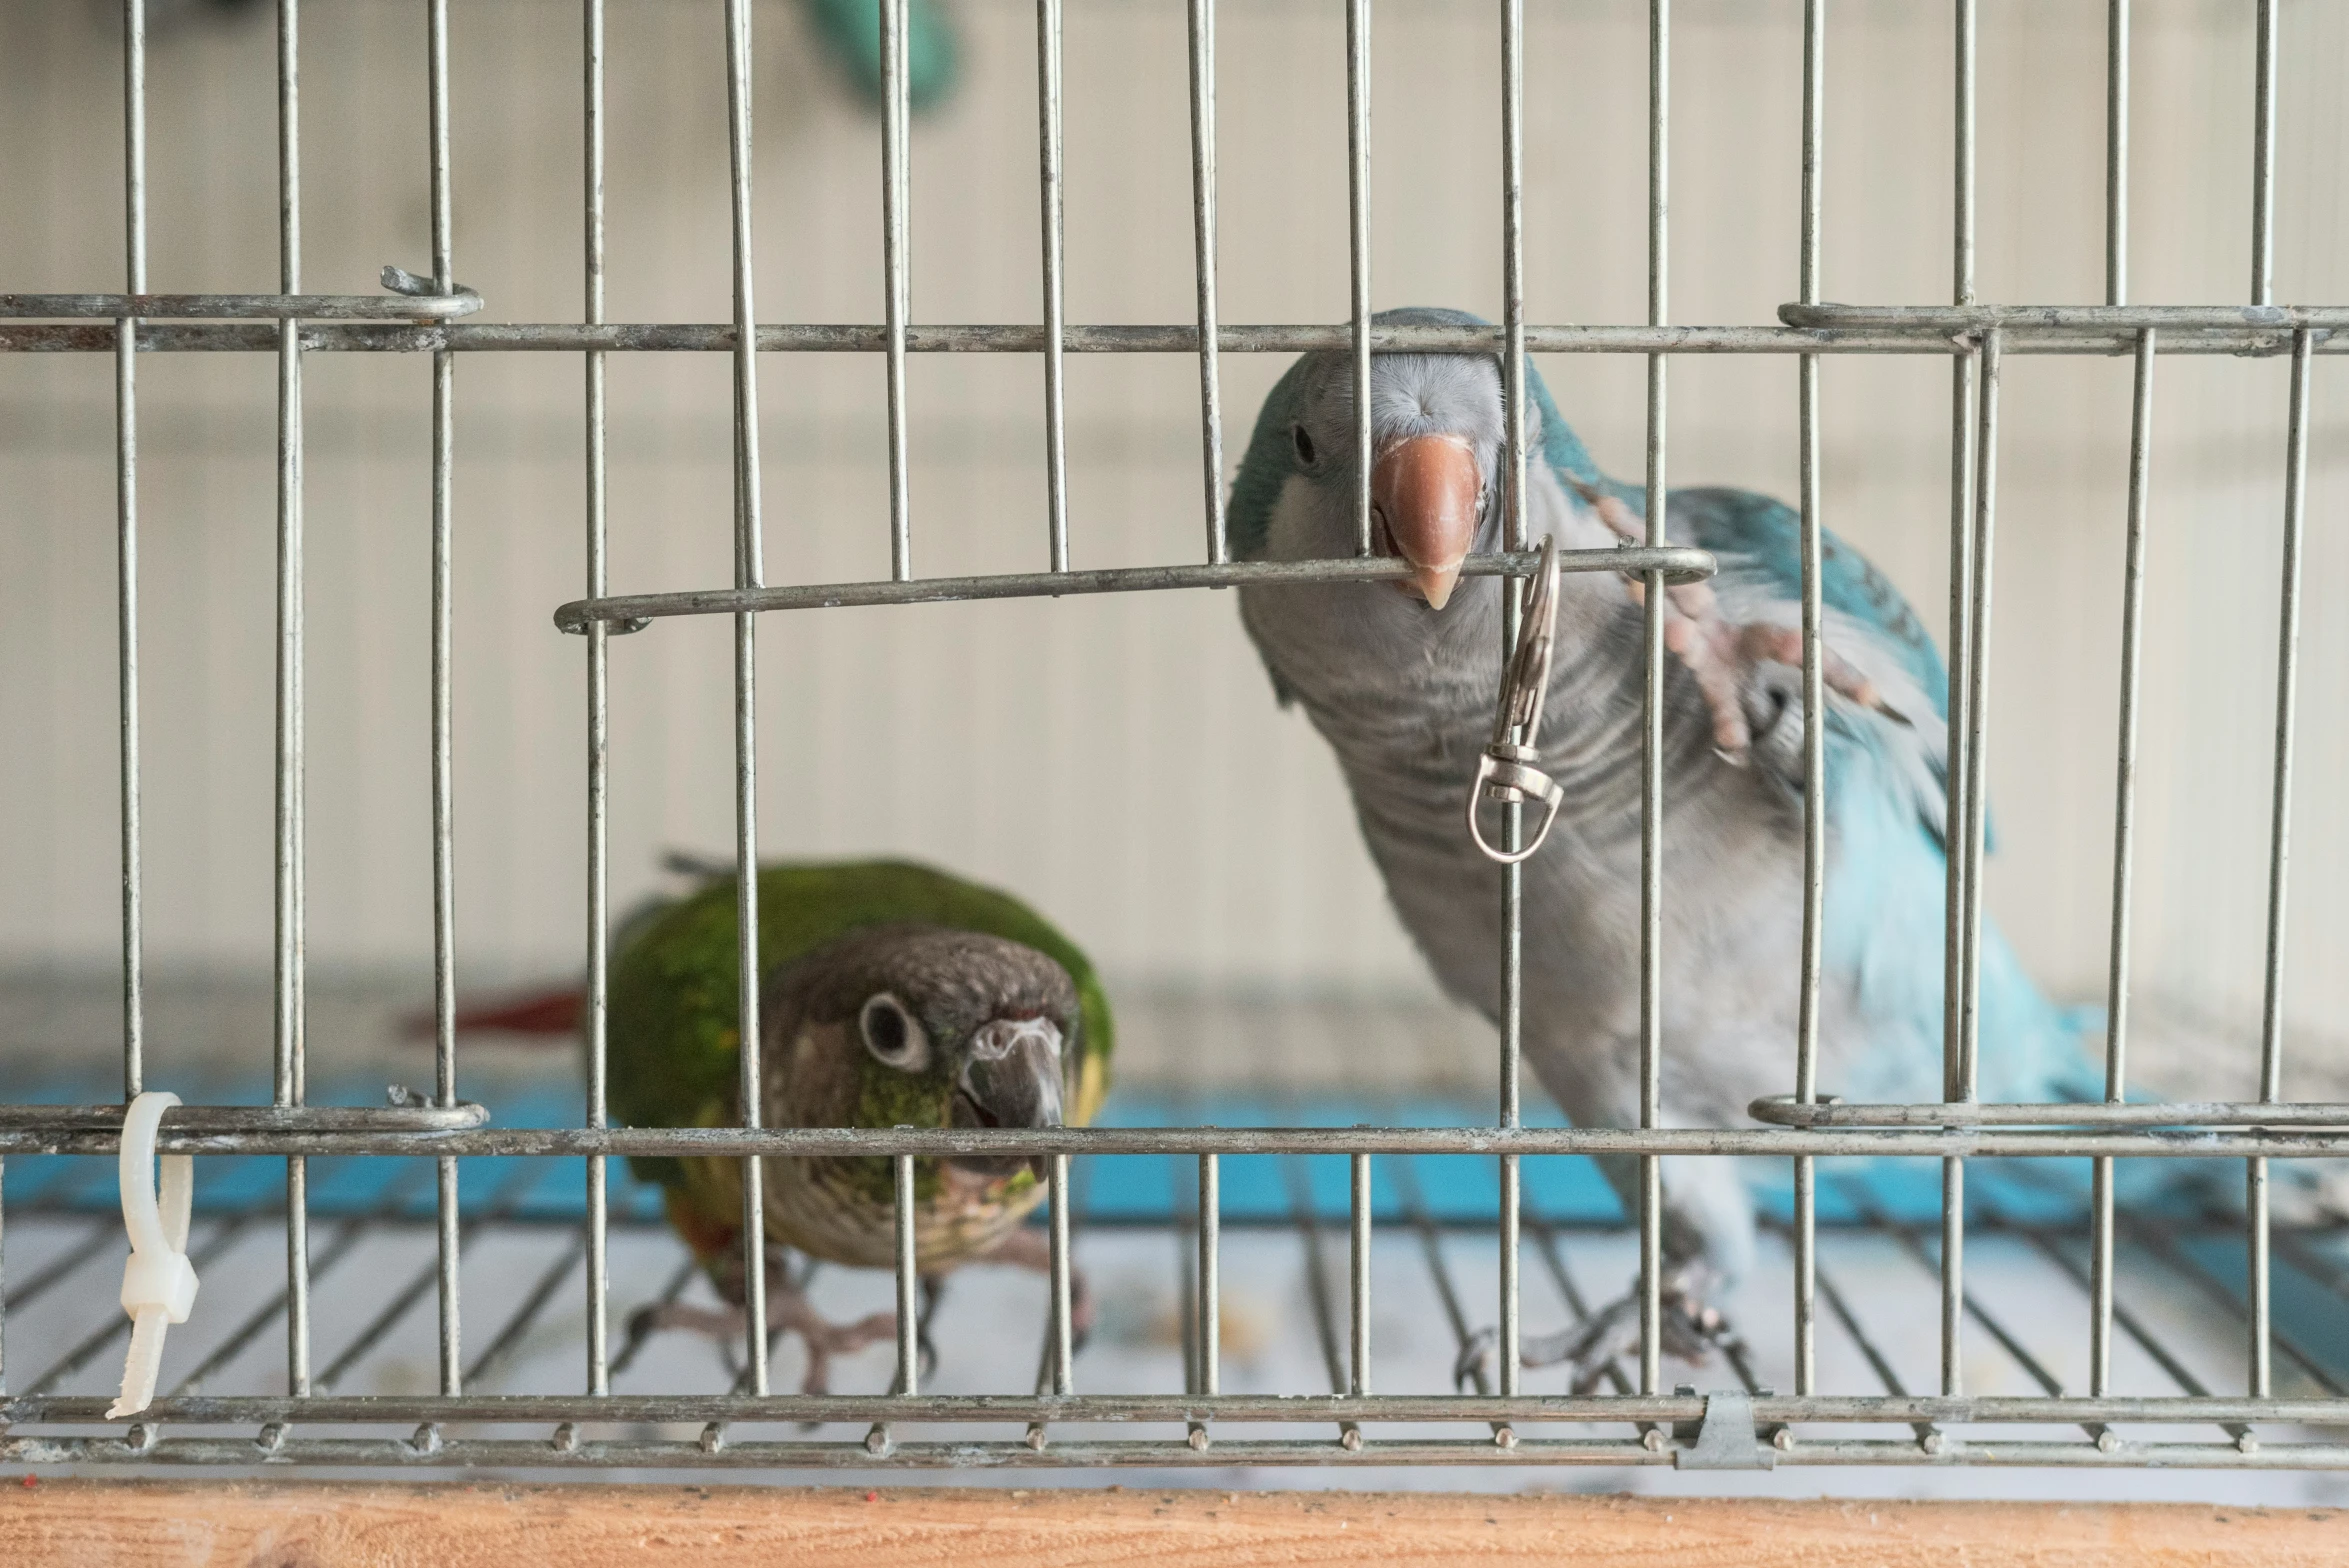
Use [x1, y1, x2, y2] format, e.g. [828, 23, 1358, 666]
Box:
[1291, 423, 1317, 467]
[858, 992, 931, 1072]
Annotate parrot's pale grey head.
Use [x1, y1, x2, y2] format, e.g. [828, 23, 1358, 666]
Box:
[764, 923, 1079, 1182]
[1248, 332, 1518, 615]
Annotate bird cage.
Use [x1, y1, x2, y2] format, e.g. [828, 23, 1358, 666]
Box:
[1, 0, 2346, 1500]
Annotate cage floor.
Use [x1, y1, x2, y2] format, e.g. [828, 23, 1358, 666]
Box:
[6, 992, 2349, 1500]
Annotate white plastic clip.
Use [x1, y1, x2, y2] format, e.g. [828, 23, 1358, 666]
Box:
[107, 1090, 199, 1420]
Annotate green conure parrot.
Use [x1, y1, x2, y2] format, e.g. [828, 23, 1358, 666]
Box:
[446, 857, 1111, 1393]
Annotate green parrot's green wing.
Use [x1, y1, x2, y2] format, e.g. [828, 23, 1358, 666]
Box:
[607, 859, 1113, 1194]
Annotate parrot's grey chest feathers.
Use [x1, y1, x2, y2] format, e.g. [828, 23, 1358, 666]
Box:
[1240, 485, 1842, 1138]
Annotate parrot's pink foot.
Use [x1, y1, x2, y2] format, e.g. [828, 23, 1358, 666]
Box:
[629, 1282, 897, 1396]
[1456, 1283, 1734, 1395]
[1578, 486, 1898, 760]
[983, 1226, 1096, 1353]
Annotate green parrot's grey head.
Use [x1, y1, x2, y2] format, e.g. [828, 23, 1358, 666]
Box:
[763, 923, 1079, 1181]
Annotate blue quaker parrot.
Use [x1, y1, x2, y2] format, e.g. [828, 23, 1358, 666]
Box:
[1231, 307, 2109, 1385]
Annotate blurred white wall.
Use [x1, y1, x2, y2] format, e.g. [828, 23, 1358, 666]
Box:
[0, 0, 2343, 1075]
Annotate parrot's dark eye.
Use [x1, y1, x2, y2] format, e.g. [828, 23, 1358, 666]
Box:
[858, 992, 931, 1072]
[1291, 423, 1317, 467]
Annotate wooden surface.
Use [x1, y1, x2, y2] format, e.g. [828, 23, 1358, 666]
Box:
[5, 1480, 2348, 1567]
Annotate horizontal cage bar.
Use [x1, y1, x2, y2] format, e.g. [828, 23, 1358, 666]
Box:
[2, 320, 2342, 356]
[9, 1121, 2349, 1157]
[1751, 1097, 2349, 1128]
[549, 549, 1711, 631]
[0, 291, 482, 320]
[1781, 302, 2348, 331]
[0, 1102, 487, 1132]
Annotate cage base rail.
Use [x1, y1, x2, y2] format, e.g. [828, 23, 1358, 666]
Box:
[6, 1433, 2348, 1471]
[10, 1392, 2349, 1429]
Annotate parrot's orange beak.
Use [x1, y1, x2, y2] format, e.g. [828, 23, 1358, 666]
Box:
[1372, 434, 1483, 611]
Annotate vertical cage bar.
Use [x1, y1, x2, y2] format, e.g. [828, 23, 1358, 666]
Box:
[2104, 0, 2129, 307]
[2093, 327, 2153, 1398]
[1634, 0, 1678, 1403]
[1197, 1153, 1220, 1397]
[1187, 0, 1225, 562]
[116, 0, 147, 1103]
[722, 0, 771, 1397]
[275, 0, 313, 1400]
[894, 1154, 918, 1396]
[1348, 1152, 1371, 1396]
[2088, 3, 2144, 1393]
[2250, 0, 2275, 306]
[2250, 328, 2312, 1399]
[1943, 0, 1978, 1100]
[1035, 0, 1069, 572]
[1790, 0, 1822, 1402]
[1345, 0, 1371, 557]
[1495, 0, 1529, 1401]
[880, 0, 912, 580]
[426, 0, 462, 1399]
[582, 0, 612, 1398]
[1048, 1152, 1073, 1395]
[1947, 325, 2002, 1398]
[1938, 0, 1978, 1406]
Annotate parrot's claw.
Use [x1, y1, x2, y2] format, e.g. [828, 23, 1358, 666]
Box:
[1578, 484, 1896, 760]
[782, 1302, 900, 1399]
[982, 1226, 1096, 1355]
[915, 1274, 946, 1384]
[1452, 1326, 1498, 1393]
[1520, 1286, 1733, 1394]
[628, 1288, 899, 1397]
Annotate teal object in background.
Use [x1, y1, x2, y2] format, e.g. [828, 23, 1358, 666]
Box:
[803, 0, 960, 114]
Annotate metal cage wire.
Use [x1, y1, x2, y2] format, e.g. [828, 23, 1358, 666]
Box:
[0, 0, 2344, 1473]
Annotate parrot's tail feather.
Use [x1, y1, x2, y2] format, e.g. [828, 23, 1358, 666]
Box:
[401, 987, 585, 1043]
[661, 849, 738, 881]
[2059, 1002, 2110, 1039]
[2039, 1003, 2117, 1105]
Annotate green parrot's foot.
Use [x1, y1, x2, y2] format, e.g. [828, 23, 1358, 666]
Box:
[629, 1287, 899, 1397]
[980, 1227, 1095, 1354]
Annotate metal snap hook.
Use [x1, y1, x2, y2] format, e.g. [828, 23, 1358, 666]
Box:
[1466, 536, 1566, 865]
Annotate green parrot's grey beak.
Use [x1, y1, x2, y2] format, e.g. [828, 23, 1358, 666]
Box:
[949, 1017, 1065, 1180]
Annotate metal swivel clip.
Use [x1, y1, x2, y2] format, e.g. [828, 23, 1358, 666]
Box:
[1466, 535, 1566, 865]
